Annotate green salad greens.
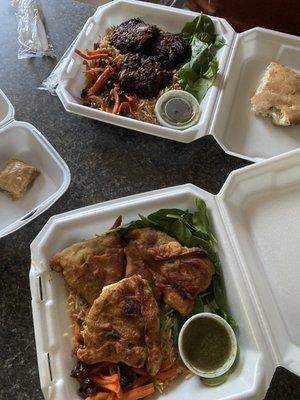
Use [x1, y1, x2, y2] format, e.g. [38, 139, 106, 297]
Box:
[109, 197, 237, 385]
[178, 13, 225, 103]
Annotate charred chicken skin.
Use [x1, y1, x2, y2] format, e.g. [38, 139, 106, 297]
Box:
[77, 275, 162, 376]
[125, 228, 214, 316]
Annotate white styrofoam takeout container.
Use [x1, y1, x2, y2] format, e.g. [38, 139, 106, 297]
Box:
[57, 0, 300, 162]
[30, 148, 300, 400]
[0, 89, 71, 238]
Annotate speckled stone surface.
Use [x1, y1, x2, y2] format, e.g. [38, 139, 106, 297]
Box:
[0, 1, 250, 399]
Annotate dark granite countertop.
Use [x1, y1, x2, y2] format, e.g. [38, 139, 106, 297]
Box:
[0, 1, 249, 399]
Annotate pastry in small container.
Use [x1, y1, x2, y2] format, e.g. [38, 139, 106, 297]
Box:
[0, 159, 39, 200]
[0, 89, 70, 238]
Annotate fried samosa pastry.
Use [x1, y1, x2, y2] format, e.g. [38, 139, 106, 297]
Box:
[77, 275, 162, 376]
[125, 228, 214, 316]
[50, 233, 124, 304]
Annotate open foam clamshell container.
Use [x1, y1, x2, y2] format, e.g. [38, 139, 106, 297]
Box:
[0, 89, 71, 238]
[30, 148, 300, 400]
[56, 0, 300, 162]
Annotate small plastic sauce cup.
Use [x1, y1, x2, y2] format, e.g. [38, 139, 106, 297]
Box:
[155, 90, 200, 129]
[178, 312, 237, 378]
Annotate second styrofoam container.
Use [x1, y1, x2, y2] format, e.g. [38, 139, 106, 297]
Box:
[57, 0, 300, 162]
[30, 148, 300, 400]
[57, 0, 235, 144]
[0, 90, 71, 238]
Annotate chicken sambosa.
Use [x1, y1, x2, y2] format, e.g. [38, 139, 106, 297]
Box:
[50, 233, 124, 304]
[125, 228, 214, 315]
[77, 275, 162, 376]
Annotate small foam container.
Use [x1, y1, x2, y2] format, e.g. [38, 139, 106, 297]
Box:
[57, 0, 300, 161]
[0, 90, 71, 238]
[30, 148, 300, 400]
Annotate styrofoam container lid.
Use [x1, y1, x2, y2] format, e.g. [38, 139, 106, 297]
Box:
[30, 148, 300, 400]
[211, 28, 300, 162]
[57, 0, 300, 162]
[0, 90, 71, 238]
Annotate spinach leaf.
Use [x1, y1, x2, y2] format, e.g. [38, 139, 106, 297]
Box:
[203, 57, 219, 80]
[198, 14, 215, 35]
[196, 31, 214, 45]
[193, 198, 210, 232]
[181, 19, 198, 38]
[189, 37, 209, 71]
[147, 209, 185, 232]
[212, 274, 227, 310]
[148, 208, 185, 223]
[214, 34, 226, 48]
[185, 77, 214, 103]
[178, 13, 224, 103]
[181, 13, 215, 40]
[170, 219, 192, 245]
[178, 64, 199, 86]
[214, 308, 238, 331]
[108, 219, 148, 236]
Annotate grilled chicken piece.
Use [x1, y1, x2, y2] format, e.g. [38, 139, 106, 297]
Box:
[148, 32, 191, 69]
[77, 275, 162, 376]
[125, 228, 214, 315]
[110, 18, 159, 54]
[50, 233, 124, 305]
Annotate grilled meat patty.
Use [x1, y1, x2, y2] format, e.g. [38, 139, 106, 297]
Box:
[110, 18, 191, 98]
[119, 53, 173, 98]
[110, 18, 159, 54]
[148, 31, 191, 69]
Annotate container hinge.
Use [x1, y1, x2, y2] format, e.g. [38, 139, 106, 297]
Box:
[207, 31, 238, 137]
[0, 116, 15, 130]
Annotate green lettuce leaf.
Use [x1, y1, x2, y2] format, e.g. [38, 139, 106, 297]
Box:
[178, 13, 224, 103]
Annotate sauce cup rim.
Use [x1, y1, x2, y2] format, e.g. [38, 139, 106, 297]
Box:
[155, 89, 200, 130]
[178, 312, 237, 378]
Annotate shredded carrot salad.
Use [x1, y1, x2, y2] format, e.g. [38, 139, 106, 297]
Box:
[73, 360, 181, 400]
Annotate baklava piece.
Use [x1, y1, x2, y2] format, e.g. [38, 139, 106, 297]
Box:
[0, 159, 40, 200]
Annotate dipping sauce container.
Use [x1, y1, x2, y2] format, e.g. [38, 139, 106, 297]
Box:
[155, 90, 200, 129]
[178, 312, 237, 378]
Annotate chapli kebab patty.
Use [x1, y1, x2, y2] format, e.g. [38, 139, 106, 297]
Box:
[110, 18, 159, 54]
[119, 53, 173, 98]
[148, 31, 191, 69]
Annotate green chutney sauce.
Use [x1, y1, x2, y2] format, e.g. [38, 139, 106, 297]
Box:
[182, 317, 232, 372]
